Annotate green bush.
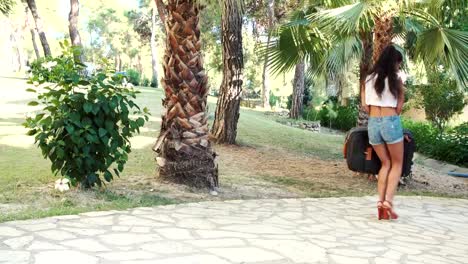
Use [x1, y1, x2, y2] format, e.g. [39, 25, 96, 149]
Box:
[402, 119, 467, 167]
[126, 69, 141, 86]
[141, 77, 151, 87]
[415, 70, 466, 133]
[304, 96, 357, 131]
[24, 44, 150, 188]
[269, 91, 280, 108]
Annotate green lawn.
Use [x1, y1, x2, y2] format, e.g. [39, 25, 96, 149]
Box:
[0, 78, 465, 222]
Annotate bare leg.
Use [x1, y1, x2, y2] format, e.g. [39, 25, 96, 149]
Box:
[372, 144, 391, 202]
[385, 141, 404, 202]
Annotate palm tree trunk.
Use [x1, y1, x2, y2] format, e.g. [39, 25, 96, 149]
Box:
[25, 6, 40, 59]
[358, 31, 373, 127]
[26, 0, 51, 57]
[153, 0, 218, 189]
[289, 60, 305, 119]
[211, 0, 244, 144]
[150, 8, 159, 87]
[68, 0, 84, 63]
[372, 10, 394, 64]
[261, 0, 275, 109]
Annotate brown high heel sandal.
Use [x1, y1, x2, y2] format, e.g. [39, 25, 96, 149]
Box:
[377, 201, 388, 220]
[383, 200, 398, 220]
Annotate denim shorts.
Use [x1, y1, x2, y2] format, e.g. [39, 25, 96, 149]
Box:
[368, 115, 403, 145]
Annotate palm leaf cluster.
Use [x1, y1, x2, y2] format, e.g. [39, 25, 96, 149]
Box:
[266, 0, 468, 89]
[0, 0, 15, 15]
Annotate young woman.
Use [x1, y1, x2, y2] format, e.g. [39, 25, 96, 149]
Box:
[363, 45, 406, 220]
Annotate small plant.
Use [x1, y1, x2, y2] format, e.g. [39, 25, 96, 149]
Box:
[24, 42, 150, 188]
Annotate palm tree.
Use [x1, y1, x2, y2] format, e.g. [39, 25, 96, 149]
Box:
[211, 0, 244, 144]
[267, 0, 468, 125]
[26, 0, 52, 56]
[153, 0, 218, 190]
[315, 0, 468, 87]
[289, 60, 305, 119]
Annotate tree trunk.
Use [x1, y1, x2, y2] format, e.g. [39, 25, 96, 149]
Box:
[10, 31, 23, 72]
[372, 10, 394, 64]
[25, 7, 40, 59]
[289, 60, 305, 119]
[26, 0, 51, 57]
[261, 0, 275, 109]
[154, 0, 218, 190]
[358, 31, 373, 127]
[211, 0, 244, 144]
[150, 8, 159, 87]
[137, 54, 143, 74]
[68, 0, 84, 63]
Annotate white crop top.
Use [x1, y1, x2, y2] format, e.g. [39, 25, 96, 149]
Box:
[365, 71, 406, 108]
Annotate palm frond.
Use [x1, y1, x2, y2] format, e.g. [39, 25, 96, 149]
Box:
[307, 1, 377, 35]
[260, 9, 330, 76]
[407, 9, 468, 88]
[0, 0, 14, 15]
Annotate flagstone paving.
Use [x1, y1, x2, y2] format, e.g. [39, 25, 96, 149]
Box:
[1, 196, 468, 264]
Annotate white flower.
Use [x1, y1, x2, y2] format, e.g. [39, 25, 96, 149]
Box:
[42, 61, 58, 71]
[54, 178, 70, 192]
[33, 81, 39, 86]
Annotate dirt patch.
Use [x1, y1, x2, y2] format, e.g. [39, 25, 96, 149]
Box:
[112, 144, 467, 201]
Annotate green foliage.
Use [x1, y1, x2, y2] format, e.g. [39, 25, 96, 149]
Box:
[23, 44, 150, 188]
[305, 96, 358, 131]
[0, 0, 14, 15]
[269, 91, 281, 108]
[29, 47, 80, 83]
[141, 77, 150, 87]
[415, 70, 466, 133]
[402, 120, 467, 167]
[126, 69, 141, 86]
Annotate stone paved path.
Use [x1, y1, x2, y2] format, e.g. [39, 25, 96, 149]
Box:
[1, 196, 468, 264]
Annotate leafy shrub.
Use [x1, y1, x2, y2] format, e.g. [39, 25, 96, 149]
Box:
[415, 70, 466, 133]
[305, 96, 357, 131]
[24, 44, 150, 188]
[141, 77, 151, 87]
[402, 119, 467, 167]
[269, 91, 280, 108]
[126, 69, 141, 86]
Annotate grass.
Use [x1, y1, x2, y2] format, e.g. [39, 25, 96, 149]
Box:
[0, 78, 466, 222]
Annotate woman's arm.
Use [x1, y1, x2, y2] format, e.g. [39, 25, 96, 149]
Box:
[361, 83, 370, 113]
[396, 81, 405, 115]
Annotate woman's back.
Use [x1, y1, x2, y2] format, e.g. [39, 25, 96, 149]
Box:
[365, 72, 406, 108]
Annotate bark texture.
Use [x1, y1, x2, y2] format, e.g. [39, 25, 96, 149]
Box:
[289, 60, 305, 119]
[358, 31, 373, 127]
[154, 0, 218, 189]
[372, 10, 394, 64]
[25, 6, 40, 59]
[68, 0, 84, 63]
[26, 0, 51, 57]
[150, 8, 159, 87]
[261, 0, 275, 109]
[211, 0, 244, 144]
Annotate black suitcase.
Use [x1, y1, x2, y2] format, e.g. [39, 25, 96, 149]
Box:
[343, 127, 415, 184]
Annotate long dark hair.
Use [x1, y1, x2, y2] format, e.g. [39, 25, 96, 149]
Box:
[369, 45, 403, 99]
